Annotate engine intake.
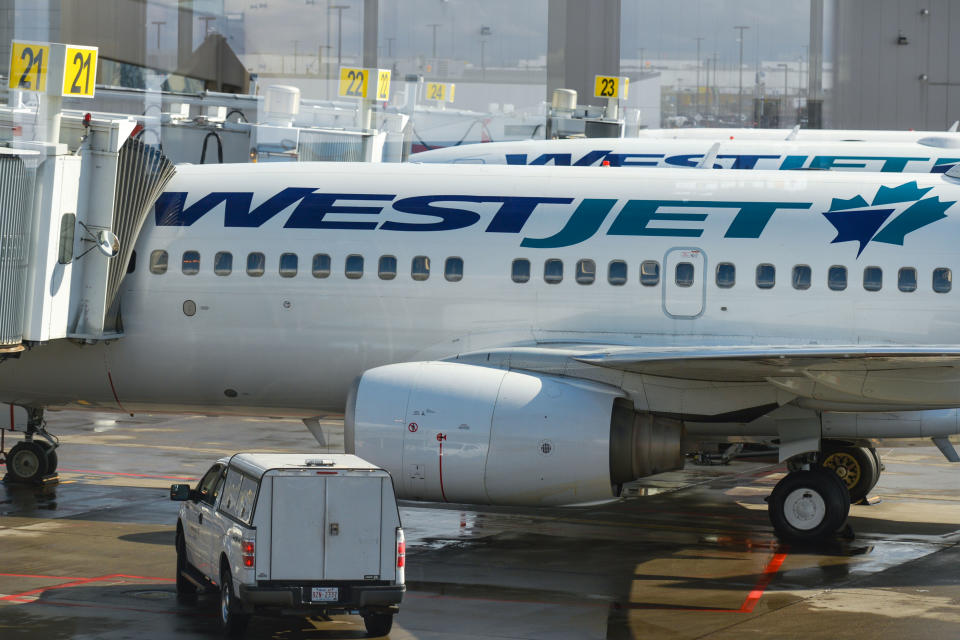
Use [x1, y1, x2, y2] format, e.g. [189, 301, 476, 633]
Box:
[345, 362, 684, 506]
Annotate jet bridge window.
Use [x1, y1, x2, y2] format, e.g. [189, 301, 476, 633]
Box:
[640, 260, 660, 286]
[379, 255, 397, 280]
[675, 262, 694, 287]
[828, 265, 847, 291]
[933, 268, 952, 293]
[512, 258, 531, 283]
[411, 256, 430, 281]
[312, 253, 331, 278]
[544, 259, 563, 284]
[345, 254, 364, 279]
[716, 262, 735, 288]
[149, 250, 168, 274]
[608, 260, 627, 285]
[246, 252, 265, 277]
[182, 251, 200, 275]
[576, 259, 596, 285]
[863, 266, 882, 292]
[445, 257, 464, 282]
[898, 267, 917, 292]
[755, 263, 775, 289]
[279, 253, 298, 278]
[214, 251, 232, 276]
[792, 265, 811, 290]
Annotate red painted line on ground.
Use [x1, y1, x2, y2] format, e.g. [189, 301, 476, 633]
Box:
[738, 551, 788, 613]
[58, 468, 197, 481]
[0, 573, 175, 603]
[0, 572, 85, 581]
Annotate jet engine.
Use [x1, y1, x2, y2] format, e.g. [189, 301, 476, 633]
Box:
[344, 361, 685, 506]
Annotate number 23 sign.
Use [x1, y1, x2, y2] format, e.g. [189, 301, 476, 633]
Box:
[8, 40, 99, 98]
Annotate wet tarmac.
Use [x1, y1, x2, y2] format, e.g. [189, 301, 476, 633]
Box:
[2, 412, 960, 639]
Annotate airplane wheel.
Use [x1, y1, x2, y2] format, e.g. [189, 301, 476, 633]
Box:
[868, 447, 883, 490]
[769, 469, 850, 543]
[821, 444, 877, 504]
[5, 441, 47, 483]
[35, 440, 58, 475]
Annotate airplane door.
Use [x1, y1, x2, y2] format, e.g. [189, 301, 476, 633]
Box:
[663, 248, 706, 318]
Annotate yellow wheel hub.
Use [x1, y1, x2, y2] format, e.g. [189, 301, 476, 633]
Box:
[823, 452, 861, 489]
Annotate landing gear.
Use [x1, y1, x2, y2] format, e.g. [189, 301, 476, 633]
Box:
[820, 443, 879, 504]
[768, 468, 851, 543]
[3, 407, 59, 484]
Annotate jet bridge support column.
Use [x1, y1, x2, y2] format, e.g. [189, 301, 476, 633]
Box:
[547, 0, 621, 110]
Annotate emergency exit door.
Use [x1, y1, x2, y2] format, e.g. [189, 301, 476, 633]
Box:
[663, 248, 705, 318]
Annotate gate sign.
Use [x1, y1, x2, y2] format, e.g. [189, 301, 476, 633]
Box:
[8, 40, 98, 98]
[338, 67, 391, 101]
[594, 75, 628, 99]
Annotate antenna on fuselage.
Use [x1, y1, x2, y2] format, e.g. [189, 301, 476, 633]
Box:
[695, 142, 722, 169]
[785, 124, 800, 141]
[948, 120, 959, 132]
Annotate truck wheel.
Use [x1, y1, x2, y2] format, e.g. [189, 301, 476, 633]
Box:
[363, 612, 394, 637]
[219, 568, 249, 637]
[175, 530, 197, 599]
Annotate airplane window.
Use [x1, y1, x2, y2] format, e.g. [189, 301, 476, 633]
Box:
[756, 263, 775, 289]
[640, 260, 660, 286]
[898, 267, 917, 292]
[576, 259, 596, 284]
[149, 250, 167, 275]
[182, 250, 200, 276]
[279, 253, 298, 278]
[512, 258, 531, 283]
[411, 256, 430, 281]
[544, 259, 563, 284]
[716, 262, 735, 288]
[127, 250, 137, 274]
[246, 252, 265, 277]
[792, 265, 812, 290]
[675, 262, 694, 287]
[345, 254, 364, 279]
[608, 260, 627, 285]
[379, 255, 397, 280]
[933, 268, 952, 293]
[828, 265, 847, 291]
[445, 257, 464, 282]
[863, 266, 882, 291]
[214, 251, 232, 276]
[312, 253, 331, 278]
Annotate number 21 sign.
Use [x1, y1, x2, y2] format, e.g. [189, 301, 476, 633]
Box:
[8, 40, 99, 99]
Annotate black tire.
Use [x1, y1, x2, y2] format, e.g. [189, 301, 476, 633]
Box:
[175, 529, 197, 598]
[219, 567, 249, 637]
[769, 469, 850, 543]
[5, 441, 47, 482]
[820, 444, 877, 504]
[363, 612, 394, 637]
[868, 447, 882, 490]
[35, 440, 57, 475]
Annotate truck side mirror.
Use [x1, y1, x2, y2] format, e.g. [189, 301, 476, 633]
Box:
[170, 484, 192, 501]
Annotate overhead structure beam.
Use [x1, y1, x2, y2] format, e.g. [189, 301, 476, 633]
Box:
[547, 0, 621, 108]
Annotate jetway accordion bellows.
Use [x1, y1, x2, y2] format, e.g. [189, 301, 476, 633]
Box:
[105, 138, 175, 314]
[0, 155, 31, 347]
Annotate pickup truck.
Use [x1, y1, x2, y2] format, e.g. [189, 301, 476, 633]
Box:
[170, 453, 405, 637]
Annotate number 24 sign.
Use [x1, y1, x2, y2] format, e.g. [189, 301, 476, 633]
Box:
[8, 40, 99, 98]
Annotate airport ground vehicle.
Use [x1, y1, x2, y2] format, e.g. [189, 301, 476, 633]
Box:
[170, 453, 405, 637]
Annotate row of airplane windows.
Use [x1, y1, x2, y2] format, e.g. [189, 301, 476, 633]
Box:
[139, 250, 954, 293]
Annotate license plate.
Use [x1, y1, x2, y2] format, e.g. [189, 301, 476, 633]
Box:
[311, 587, 338, 602]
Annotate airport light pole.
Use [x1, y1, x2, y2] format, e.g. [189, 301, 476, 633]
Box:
[734, 25, 749, 124]
[778, 62, 788, 126]
[330, 4, 350, 69]
[695, 36, 704, 120]
[427, 23, 441, 59]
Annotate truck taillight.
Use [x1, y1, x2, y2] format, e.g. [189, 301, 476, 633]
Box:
[242, 539, 255, 568]
[395, 528, 406, 583]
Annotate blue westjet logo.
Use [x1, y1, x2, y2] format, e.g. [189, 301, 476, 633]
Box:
[822, 181, 955, 257]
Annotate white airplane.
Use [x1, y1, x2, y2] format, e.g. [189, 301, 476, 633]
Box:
[5, 160, 960, 544]
[634, 124, 960, 143]
[410, 136, 960, 173]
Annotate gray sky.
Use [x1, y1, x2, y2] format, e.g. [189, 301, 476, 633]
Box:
[226, 0, 810, 66]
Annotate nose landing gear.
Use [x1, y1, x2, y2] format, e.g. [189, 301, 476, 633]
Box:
[2, 407, 59, 485]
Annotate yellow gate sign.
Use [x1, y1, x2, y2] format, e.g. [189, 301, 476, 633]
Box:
[62, 45, 98, 98]
[425, 82, 455, 103]
[594, 75, 628, 99]
[8, 40, 51, 93]
[339, 67, 391, 100]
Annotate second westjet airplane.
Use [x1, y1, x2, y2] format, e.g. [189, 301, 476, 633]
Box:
[5, 160, 960, 543]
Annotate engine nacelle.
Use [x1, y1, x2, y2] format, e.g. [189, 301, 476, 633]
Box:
[345, 361, 684, 506]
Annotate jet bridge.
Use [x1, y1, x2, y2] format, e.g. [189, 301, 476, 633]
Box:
[0, 112, 175, 355]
